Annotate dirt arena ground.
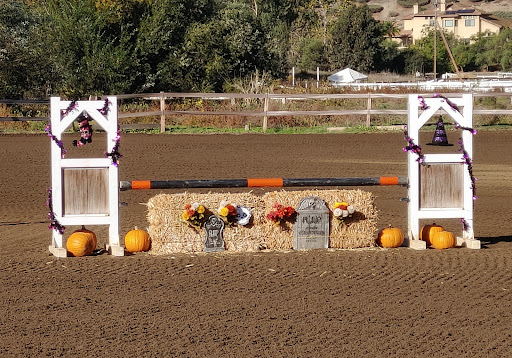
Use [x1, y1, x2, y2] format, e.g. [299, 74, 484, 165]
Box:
[1, 130, 512, 357]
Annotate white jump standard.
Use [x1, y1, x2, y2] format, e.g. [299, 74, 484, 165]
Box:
[406, 94, 480, 250]
[48, 97, 123, 257]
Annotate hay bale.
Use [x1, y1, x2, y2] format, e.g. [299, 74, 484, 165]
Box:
[261, 189, 378, 250]
[147, 192, 266, 254]
[147, 189, 378, 254]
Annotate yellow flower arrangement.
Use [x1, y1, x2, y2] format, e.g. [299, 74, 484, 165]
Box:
[181, 202, 206, 228]
[333, 201, 355, 225]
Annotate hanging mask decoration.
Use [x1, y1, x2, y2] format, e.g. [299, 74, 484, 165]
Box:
[72, 113, 93, 147]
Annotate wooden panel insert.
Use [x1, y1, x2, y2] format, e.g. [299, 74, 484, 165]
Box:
[420, 163, 464, 209]
[63, 168, 109, 215]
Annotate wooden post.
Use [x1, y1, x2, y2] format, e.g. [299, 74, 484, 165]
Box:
[262, 93, 269, 133]
[366, 93, 372, 127]
[160, 91, 166, 133]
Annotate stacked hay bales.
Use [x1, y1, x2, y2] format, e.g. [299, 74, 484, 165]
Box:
[147, 189, 378, 254]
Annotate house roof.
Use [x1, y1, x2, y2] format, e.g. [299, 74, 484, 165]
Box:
[403, 2, 489, 19]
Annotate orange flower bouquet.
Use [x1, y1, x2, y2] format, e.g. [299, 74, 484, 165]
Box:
[266, 202, 296, 226]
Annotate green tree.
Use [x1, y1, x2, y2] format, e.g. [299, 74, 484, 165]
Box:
[177, 1, 275, 92]
[294, 37, 326, 71]
[0, 1, 49, 98]
[328, 4, 384, 72]
[134, 0, 216, 92]
[405, 28, 456, 76]
[33, 0, 140, 98]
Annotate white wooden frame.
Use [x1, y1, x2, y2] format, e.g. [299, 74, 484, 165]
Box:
[407, 94, 480, 249]
[49, 97, 124, 257]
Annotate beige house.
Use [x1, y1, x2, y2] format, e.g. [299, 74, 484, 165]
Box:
[401, 1, 512, 44]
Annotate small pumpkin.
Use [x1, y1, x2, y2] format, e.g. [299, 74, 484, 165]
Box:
[431, 231, 456, 249]
[420, 223, 444, 246]
[377, 225, 404, 248]
[66, 226, 96, 257]
[124, 228, 151, 253]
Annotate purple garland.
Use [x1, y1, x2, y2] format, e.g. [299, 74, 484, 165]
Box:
[45, 123, 66, 158]
[98, 98, 110, 115]
[458, 138, 477, 200]
[455, 123, 477, 135]
[433, 93, 461, 113]
[63, 100, 78, 116]
[418, 95, 429, 110]
[461, 218, 470, 232]
[46, 189, 65, 234]
[105, 130, 122, 166]
[403, 125, 425, 164]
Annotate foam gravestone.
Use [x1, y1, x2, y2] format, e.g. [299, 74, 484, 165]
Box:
[66, 226, 97, 257]
[124, 228, 151, 252]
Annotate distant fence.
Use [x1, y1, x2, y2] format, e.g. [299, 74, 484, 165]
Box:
[2, 92, 512, 132]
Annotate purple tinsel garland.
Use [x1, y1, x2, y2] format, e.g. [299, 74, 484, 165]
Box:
[46, 188, 65, 234]
[105, 130, 123, 166]
[403, 125, 425, 164]
[418, 95, 429, 111]
[458, 138, 477, 201]
[433, 93, 461, 113]
[45, 124, 66, 158]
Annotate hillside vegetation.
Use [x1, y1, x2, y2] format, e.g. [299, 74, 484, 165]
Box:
[1, 0, 511, 100]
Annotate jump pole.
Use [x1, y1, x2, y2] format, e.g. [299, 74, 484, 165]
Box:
[120, 176, 407, 190]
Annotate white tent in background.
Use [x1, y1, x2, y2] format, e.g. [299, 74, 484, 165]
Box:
[328, 68, 368, 86]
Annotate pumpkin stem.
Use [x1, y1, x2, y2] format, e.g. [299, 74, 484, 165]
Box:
[81, 225, 86, 230]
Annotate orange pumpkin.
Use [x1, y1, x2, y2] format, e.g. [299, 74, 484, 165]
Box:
[66, 227, 96, 257]
[431, 231, 456, 250]
[377, 226, 404, 248]
[124, 228, 151, 253]
[420, 223, 444, 246]
[75, 225, 97, 250]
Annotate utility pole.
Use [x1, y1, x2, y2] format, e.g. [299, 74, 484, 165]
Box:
[433, 0, 438, 81]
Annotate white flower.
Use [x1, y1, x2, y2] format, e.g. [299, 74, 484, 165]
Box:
[333, 208, 343, 217]
[220, 200, 229, 208]
[347, 205, 355, 214]
[342, 210, 349, 218]
[191, 202, 200, 211]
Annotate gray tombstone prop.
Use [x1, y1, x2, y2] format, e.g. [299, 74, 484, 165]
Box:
[293, 196, 330, 250]
[204, 215, 225, 252]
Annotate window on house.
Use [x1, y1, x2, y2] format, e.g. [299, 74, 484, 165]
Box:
[465, 19, 475, 27]
[444, 19, 454, 27]
[429, 19, 435, 26]
[455, 20, 458, 27]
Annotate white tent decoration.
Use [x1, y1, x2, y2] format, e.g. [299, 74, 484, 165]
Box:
[328, 68, 368, 85]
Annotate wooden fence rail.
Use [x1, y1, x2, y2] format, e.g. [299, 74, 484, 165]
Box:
[2, 92, 512, 132]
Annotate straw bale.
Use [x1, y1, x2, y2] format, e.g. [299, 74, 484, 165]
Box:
[147, 192, 266, 254]
[261, 189, 378, 250]
[147, 189, 378, 254]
